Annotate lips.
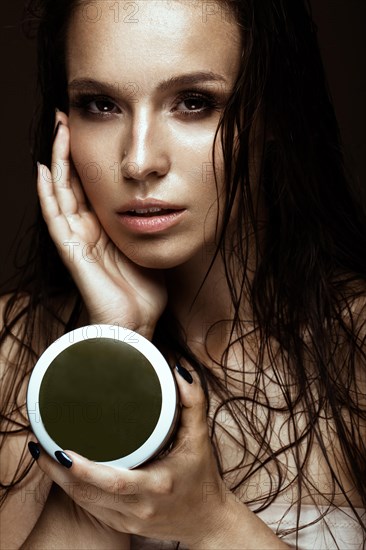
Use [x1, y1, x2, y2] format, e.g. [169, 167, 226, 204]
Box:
[127, 207, 177, 217]
[118, 199, 185, 217]
[117, 200, 186, 233]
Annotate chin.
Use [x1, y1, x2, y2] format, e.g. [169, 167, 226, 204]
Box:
[120, 240, 200, 270]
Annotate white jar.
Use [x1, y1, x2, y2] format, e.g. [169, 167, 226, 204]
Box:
[27, 325, 179, 469]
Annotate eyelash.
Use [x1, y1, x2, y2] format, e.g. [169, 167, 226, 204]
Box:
[69, 91, 220, 119]
[172, 92, 220, 118]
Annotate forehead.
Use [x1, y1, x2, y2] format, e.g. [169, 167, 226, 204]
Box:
[66, 0, 241, 88]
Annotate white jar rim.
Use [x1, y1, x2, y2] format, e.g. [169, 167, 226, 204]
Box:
[27, 324, 178, 469]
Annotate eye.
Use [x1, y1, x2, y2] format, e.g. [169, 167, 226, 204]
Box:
[69, 94, 121, 117]
[88, 98, 119, 114]
[173, 92, 218, 118]
[178, 97, 207, 111]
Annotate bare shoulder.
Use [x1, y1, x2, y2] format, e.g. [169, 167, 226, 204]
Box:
[0, 292, 76, 549]
[0, 292, 35, 432]
[0, 293, 46, 548]
[0, 290, 81, 434]
[0, 291, 59, 426]
[337, 284, 366, 441]
[339, 285, 366, 375]
[0, 292, 130, 549]
[0, 290, 78, 380]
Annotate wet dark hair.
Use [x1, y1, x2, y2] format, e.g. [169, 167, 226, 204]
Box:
[1, 0, 366, 546]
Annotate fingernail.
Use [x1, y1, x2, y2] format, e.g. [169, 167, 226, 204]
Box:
[55, 450, 73, 469]
[28, 441, 40, 460]
[53, 121, 62, 142]
[175, 363, 193, 384]
[55, 107, 61, 113]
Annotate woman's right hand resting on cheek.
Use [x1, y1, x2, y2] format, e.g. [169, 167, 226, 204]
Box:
[37, 111, 167, 340]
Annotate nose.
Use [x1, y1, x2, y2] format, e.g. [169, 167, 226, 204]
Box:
[121, 107, 170, 183]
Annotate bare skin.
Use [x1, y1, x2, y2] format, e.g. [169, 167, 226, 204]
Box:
[1, 1, 364, 548]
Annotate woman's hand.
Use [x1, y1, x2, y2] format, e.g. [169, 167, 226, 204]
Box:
[32, 367, 233, 547]
[31, 367, 289, 549]
[37, 111, 167, 339]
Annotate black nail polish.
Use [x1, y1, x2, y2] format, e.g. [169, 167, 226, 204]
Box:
[55, 450, 73, 469]
[53, 121, 62, 142]
[28, 441, 40, 460]
[175, 363, 193, 384]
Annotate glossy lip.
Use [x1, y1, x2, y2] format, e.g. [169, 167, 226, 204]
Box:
[117, 198, 186, 234]
[118, 198, 185, 214]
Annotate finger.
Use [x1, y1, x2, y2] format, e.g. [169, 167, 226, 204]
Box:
[51, 113, 88, 217]
[60, 450, 144, 503]
[36, 445, 142, 510]
[30, 442, 136, 534]
[37, 162, 76, 242]
[69, 156, 89, 213]
[174, 364, 208, 438]
[37, 162, 62, 220]
[66, 449, 174, 501]
[34, 443, 78, 495]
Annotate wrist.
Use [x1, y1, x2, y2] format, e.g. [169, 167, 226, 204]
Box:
[187, 495, 289, 550]
[87, 316, 155, 341]
[187, 492, 240, 550]
[135, 324, 155, 341]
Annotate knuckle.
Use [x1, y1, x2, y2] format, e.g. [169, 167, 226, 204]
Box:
[149, 465, 174, 495]
[156, 474, 174, 496]
[139, 504, 156, 522]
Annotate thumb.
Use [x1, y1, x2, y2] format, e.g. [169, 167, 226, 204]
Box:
[174, 363, 207, 435]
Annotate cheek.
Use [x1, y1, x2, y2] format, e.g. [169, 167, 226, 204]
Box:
[69, 126, 117, 200]
[203, 141, 226, 211]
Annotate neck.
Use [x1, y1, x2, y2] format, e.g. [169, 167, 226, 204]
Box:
[165, 245, 249, 355]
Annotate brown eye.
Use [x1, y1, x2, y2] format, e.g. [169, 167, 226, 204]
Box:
[92, 99, 118, 113]
[181, 97, 206, 111]
[69, 94, 121, 116]
[176, 96, 208, 113]
[172, 91, 218, 118]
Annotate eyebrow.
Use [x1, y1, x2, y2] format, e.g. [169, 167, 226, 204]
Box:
[68, 71, 228, 94]
[157, 71, 227, 91]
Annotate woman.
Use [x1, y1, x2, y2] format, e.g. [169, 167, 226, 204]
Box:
[1, 0, 365, 548]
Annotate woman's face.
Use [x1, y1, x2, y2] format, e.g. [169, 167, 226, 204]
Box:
[66, 0, 241, 268]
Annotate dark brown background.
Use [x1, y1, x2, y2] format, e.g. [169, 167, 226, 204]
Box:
[1, 1, 365, 284]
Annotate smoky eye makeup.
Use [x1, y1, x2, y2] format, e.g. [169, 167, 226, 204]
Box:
[69, 93, 121, 118]
[27, 325, 179, 468]
[68, 87, 224, 120]
[171, 90, 221, 118]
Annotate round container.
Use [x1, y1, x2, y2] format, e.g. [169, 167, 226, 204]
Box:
[27, 325, 179, 468]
